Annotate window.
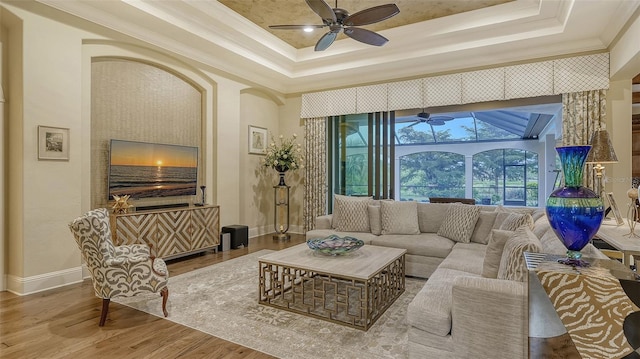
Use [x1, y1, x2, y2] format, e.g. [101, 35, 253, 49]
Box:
[472, 149, 539, 206]
[327, 98, 556, 209]
[399, 151, 465, 201]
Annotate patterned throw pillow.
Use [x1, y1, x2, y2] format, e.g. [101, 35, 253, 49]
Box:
[332, 195, 373, 232]
[380, 201, 420, 235]
[437, 204, 481, 243]
[497, 227, 542, 282]
[499, 212, 534, 231]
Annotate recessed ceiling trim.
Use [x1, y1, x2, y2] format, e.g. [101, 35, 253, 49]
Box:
[31, 0, 639, 94]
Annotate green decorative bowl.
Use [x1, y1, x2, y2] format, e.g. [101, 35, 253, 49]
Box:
[306, 235, 364, 256]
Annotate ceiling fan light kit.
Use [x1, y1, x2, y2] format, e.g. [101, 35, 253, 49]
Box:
[269, 0, 400, 51]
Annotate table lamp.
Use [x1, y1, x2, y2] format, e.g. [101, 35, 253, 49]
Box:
[585, 129, 618, 198]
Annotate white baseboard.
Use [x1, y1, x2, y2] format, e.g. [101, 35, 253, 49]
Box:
[6, 266, 84, 296]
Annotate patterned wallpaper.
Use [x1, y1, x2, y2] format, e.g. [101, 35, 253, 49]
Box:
[91, 59, 203, 208]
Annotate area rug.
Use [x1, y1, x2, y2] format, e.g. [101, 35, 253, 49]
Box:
[114, 250, 426, 359]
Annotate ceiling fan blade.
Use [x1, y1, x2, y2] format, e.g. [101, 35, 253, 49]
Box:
[305, 0, 337, 23]
[431, 116, 455, 122]
[315, 31, 338, 51]
[406, 121, 421, 128]
[429, 120, 446, 126]
[269, 24, 327, 30]
[343, 27, 388, 46]
[343, 4, 400, 26]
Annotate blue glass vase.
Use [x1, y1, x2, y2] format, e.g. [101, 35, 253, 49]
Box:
[545, 146, 604, 266]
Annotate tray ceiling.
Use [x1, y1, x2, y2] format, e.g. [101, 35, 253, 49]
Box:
[31, 0, 640, 93]
[218, 0, 511, 49]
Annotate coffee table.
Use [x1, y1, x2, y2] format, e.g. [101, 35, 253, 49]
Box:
[258, 243, 406, 331]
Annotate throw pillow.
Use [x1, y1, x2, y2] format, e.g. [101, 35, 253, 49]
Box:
[332, 194, 373, 232]
[499, 212, 534, 231]
[437, 203, 481, 243]
[497, 227, 542, 282]
[481, 229, 514, 278]
[380, 200, 420, 235]
[417, 203, 451, 233]
[368, 205, 382, 235]
[470, 210, 499, 244]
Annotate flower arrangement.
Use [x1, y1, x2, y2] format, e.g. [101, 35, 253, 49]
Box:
[262, 134, 303, 172]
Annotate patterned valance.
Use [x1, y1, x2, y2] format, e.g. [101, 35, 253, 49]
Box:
[300, 53, 610, 118]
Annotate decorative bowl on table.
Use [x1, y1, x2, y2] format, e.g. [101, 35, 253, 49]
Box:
[306, 235, 364, 256]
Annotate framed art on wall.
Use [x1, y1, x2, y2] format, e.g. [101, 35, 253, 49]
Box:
[248, 125, 267, 155]
[38, 126, 70, 161]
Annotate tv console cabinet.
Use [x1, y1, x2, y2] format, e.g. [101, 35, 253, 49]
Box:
[111, 205, 220, 260]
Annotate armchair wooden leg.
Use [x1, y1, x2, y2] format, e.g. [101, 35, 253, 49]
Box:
[99, 298, 110, 327]
[160, 287, 169, 317]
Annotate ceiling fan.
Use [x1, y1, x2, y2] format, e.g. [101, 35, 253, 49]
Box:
[405, 110, 455, 127]
[269, 0, 400, 51]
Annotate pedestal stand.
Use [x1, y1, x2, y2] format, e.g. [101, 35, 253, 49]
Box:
[273, 183, 290, 241]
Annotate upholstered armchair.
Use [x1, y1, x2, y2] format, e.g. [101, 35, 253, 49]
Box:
[68, 208, 169, 326]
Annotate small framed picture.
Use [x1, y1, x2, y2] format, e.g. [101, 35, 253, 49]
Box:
[248, 125, 267, 155]
[606, 192, 624, 225]
[38, 126, 69, 161]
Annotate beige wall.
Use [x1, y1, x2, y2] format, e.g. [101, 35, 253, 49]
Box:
[609, 9, 640, 208]
[0, 3, 283, 294]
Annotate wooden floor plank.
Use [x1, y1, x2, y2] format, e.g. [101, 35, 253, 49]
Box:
[0, 234, 304, 359]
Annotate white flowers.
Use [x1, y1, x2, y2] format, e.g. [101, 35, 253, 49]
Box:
[262, 134, 304, 172]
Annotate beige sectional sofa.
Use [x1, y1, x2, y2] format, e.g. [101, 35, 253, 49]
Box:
[305, 195, 607, 359]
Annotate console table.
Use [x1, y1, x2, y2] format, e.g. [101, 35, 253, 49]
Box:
[596, 223, 640, 267]
[111, 205, 220, 260]
[526, 252, 639, 358]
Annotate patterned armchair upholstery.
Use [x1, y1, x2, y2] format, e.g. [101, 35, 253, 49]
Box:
[68, 208, 169, 326]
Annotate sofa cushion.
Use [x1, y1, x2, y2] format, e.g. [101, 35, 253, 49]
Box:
[332, 194, 373, 232]
[368, 205, 382, 235]
[407, 267, 480, 336]
[497, 227, 542, 282]
[498, 212, 534, 231]
[481, 229, 514, 278]
[439, 243, 486, 274]
[417, 203, 451, 233]
[470, 211, 499, 244]
[381, 200, 420, 235]
[371, 233, 455, 258]
[437, 204, 481, 243]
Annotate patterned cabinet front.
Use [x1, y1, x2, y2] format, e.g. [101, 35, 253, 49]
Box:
[190, 206, 220, 251]
[112, 205, 220, 260]
[112, 212, 159, 252]
[156, 210, 192, 258]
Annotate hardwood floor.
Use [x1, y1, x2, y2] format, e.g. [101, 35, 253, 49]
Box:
[0, 233, 306, 359]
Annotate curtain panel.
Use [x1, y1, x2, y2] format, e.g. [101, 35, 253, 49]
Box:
[304, 117, 328, 231]
[561, 89, 607, 190]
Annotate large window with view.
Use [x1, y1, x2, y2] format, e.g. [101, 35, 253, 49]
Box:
[328, 97, 560, 209]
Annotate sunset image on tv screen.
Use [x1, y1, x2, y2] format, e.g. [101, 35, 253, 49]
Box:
[108, 140, 198, 199]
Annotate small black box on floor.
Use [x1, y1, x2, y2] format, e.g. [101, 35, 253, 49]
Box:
[222, 225, 249, 249]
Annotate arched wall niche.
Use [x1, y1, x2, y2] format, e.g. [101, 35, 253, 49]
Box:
[83, 42, 217, 210]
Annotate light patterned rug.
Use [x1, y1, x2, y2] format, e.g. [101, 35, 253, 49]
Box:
[115, 250, 426, 359]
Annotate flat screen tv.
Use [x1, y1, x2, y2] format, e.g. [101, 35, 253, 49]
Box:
[108, 139, 198, 200]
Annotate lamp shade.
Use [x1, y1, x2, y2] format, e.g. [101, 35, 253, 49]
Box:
[585, 130, 618, 164]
